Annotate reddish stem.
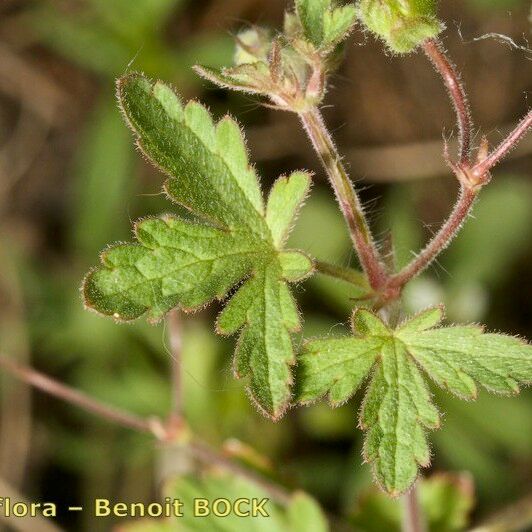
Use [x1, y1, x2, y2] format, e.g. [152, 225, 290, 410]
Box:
[0, 355, 153, 434]
[473, 110, 532, 177]
[0, 355, 294, 506]
[389, 186, 477, 288]
[300, 107, 388, 289]
[402, 483, 426, 532]
[422, 39, 472, 165]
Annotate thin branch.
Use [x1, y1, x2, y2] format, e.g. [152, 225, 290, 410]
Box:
[186, 440, 292, 506]
[0, 356, 153, 435]
[387, 39, 477, 291]
[402, 483, 426, 532]
[389, 186, 477, 288]
[422, 39, 473, 165]
[388, 40, 532, 292]
[473, 110, 532, 177]
[299, 107, 388, 289]
[0, 355, 295, 508]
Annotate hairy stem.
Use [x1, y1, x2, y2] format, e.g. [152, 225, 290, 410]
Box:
[389, 186, 477, 288]
[300, 107, 388, 289]
[315, 260, 369, 287]
[387, 40, 476, 291]
[0, 355, 153, 434]
[402, 483, 426, 532]
[422, 39, 472, 165]
[390, 42, 531, 292]
[473, 110, 532, 177]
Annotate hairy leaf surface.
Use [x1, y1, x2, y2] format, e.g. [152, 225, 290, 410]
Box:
[297, 306, 532, 495]
[295, 0, 356, 49]
[83, 73, 313, 418]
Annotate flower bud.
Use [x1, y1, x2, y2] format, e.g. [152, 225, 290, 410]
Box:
[234, 27, 272, 65]
[357, 0, 443, 53]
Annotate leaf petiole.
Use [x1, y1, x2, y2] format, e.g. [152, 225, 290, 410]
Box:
[299, 107, 388, 290]
[314, 259, 369, 289]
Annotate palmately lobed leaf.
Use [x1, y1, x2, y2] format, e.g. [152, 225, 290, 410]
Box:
[397, 311, 532, 398]
[83, 73, 314, 419]
[297, 336, 381, 406]
[297, 306, 532, 495]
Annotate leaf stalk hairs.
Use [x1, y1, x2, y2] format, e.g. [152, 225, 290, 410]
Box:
[74, 0, 532, 501]
[298, 106, 389, 291]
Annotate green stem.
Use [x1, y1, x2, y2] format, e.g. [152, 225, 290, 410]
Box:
[314, 260, 369, 288]
[299, 107, 388, 290]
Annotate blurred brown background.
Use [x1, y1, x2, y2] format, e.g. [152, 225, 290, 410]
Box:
[0, 0, 531, 530]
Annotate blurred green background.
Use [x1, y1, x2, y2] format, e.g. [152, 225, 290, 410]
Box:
[0, 0, 530, 530]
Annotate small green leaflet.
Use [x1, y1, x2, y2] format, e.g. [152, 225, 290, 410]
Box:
[295, 0, 357, 49]
[83, 73, 313, 419]
[296, 306, 532, 496]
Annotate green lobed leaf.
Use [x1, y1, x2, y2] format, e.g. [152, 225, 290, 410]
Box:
[296, 0, 331, 46]
[83, 74, 314, 419]
[322, 4, 357, 47]
[296, 0, 357, 49]
[297, 306, 532, 495]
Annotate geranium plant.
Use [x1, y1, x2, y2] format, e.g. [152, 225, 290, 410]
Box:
[1, 1, 530, 530]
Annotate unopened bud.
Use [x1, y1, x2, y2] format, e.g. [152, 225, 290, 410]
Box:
[234, 27, 272, 65]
